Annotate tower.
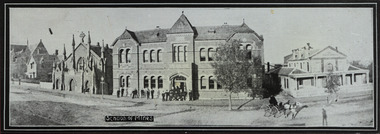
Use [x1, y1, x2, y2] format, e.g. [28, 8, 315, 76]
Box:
[88, 31, 91, 58]
[72, 34, 76, 69]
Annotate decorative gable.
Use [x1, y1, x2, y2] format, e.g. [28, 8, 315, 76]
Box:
[168, 14, 194, 34]
[310, 46, 346, 59]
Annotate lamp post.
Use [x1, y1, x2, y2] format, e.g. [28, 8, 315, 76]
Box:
[101, 76, 104, 100]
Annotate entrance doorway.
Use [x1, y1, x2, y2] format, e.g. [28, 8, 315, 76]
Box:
[69, 79, 75, 91]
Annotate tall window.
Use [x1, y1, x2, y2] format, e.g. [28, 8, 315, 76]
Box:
[31, 62, 34, 69]
[209, 76, 215, 89]
[307, 62, 309, 72]
[173, 46, 176, 62]
[178, 46, 182, 62]
[246, 44, 252, 50]
[120, 76, 125, 87]
[158, 76, 163, 89]
[119, 49, 124, 63]
[246, 44, 252, 59]
[78, 58, 84, 70]
[184, 46, 187, 62]
[143, 50, 148, 63]
[157, 49, 162, 62]
[200, 48, 206, 61]
[151, 76, 156, 89]
[150, 50, 155, 62]
[126, 76, 130, 87]
[125, 49, 131, 63]
[208, 48, 214, 61]
[144, 76, 149, 88]
[200, 76, 206, 89]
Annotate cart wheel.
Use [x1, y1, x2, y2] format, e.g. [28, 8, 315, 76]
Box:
[275, 108, 283, 118]
[271, 106, 279, 117]
[264, 105, 271, 117]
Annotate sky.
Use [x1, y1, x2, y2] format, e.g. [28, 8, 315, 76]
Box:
[10, 8, 374, 64]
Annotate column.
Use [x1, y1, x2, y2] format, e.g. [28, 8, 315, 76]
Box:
[366, 72, 369, 84]
[351, 73, 354, 85]
[342, 74, 345, 86]
[296, 78, 299, 90]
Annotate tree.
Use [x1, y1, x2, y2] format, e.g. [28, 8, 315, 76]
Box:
[211, 40, 258, 110]
[324, 72, 341, 104]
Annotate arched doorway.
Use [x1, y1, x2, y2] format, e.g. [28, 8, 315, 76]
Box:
[69, 79, 75, 91]
[169, 75, 188, 101]
[55, 79, 60, 89]
[85, 81, 89, 93]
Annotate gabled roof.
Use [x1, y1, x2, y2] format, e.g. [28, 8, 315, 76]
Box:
[30, 54, 58, 64]
[194, 23, 259, 40]
[11, 44, 28, 52]
[168, 14, 194, 34]
[309, 46, 346, 58]
[135, 28, 169, 43]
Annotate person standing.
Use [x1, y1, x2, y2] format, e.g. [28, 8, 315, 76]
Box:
[322, 105, 328, 126]
[146, 88, 150, 99]
[151, 88, 155, 99]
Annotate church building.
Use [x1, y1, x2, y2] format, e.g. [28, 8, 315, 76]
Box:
[52, 32, 113, 95]
[112, 13, 265, 100]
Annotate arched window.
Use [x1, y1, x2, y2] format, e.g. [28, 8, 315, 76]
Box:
[173, 46, 176, 62]
[151, 76, 156, 89]
[157, 49, 162, 62]
[239, 44, 244, 50]
[143, 50, 148, 63]
[144, 76, 149, 88]
[184, 46, 187, 62]
[208, 48, 214, 61]
[150, 50, 155, 62]
[158, 76, 163, 89]
[126, 76, 130, 87]
[246, 44, 252, 50]
[200, 76, 206, 89]
[119, 49, 124, 63]
[77, 58, 85, 70]
[125, 49, 131, 63]
[120, 76, 125, 87]
[178, 46, 182, 62]
[200, 48, 206, 61]
[217, 82, 222, 89]
[209, 76, 215, 89]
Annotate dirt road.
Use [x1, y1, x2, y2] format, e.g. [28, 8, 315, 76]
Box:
[9, 84, 374, 127]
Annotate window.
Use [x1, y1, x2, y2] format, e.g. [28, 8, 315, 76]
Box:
[178, 46, 182, 62]
[173, 46, 176, 62]
[200, 48, 206, 61]
[246, 44, 252, 50]
[31, 62, 34, 69]
[209, 76, 215, 89]
[307, 62, 309, 72]
[200, 76, 206, 89]
[119, 49, 124, 63]
[144, 76, 149, 88]
[158, 76, 163, 89]
[239, 44, 244, 50]
[157, 49, 162, 62]
[217, 82, 222, 89]
[151, 76, 156, 89]
[143, 50, 148, 63]
[78, 58, 84, 70]
[300, 63, 303, 69]
[126, 49, 131, 63]
[150, 50, 155, 62]
[208, 48, 214, 61]
[120, 76, 125, 87]
[299, 80, 303, 85]
[184, 46, 187, 62]
[126, 76, 130, 87]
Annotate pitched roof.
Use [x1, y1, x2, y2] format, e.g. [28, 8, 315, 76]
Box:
[11, 44, 28, 52]
[168, 14, 194, 34]
[309, 46, 346, 58]
[267, 67, 294, 76]
[30, 54, 58, 64]
[134, 28, 169, 43]
[292, 69, 307, 74]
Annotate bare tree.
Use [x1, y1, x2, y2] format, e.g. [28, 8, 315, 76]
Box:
[211, 40, 257, 110]
[324, 72, 341, 104]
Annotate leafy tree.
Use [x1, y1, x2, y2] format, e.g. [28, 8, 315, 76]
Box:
[324, 72, 341, 104]
[211, 40, 259, 110]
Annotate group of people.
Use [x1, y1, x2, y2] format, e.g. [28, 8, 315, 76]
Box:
[161, 86, 188, 101]
[116, 88, 157, 99]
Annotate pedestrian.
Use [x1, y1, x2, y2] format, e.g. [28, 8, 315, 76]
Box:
[162, 90, 165, 101]
[322, 105, 328, 126]
[151, 88, 155, 99]
[19, 78, 21, 85]
[117, 90, 120, 98]
[165, 89, 170, 101]
[132, 89, 137, 99]
[141, 89, 145, 98]
[121, 88, 124, 97]
[147, 88, 150, 99]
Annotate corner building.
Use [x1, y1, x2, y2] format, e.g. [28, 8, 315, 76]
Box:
[112, 13, 264, 100]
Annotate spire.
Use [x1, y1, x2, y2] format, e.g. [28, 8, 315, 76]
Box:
[63, 44, 67, 60]
[40, 39, 42, 43]
[72, 34, 75, 47]
[88, 31, 91, 45]
[101, 39, 105, 59]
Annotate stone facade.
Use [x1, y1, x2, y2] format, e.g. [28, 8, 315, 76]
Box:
[112, 13, 264, 100]
[52, 32, 113, 95]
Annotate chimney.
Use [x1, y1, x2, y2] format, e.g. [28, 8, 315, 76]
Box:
[55, 50, 58, 55]
[97, 42, 100, 47]
[267, 62, 270, 72]
[336, 46, 338, 51]
[156, 26, 160, 29]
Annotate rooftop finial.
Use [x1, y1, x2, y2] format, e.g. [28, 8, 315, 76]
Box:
[243, 18, 245, 24]
[182, 11, 184, 14]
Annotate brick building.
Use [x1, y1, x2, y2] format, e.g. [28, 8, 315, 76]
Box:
[52, 32, 113, 94]
[112, 13, 264, 100]
[10, 43, 31, 79]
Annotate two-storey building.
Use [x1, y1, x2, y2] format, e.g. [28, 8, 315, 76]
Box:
[112, 13, 264, 100]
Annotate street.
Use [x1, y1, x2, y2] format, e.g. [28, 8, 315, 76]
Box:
[9, 83, 374, 127]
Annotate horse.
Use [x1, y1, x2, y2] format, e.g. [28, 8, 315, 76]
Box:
[285, 102, 308, 119]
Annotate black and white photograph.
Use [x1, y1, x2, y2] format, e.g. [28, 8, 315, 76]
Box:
[2, 3, 379, 132]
